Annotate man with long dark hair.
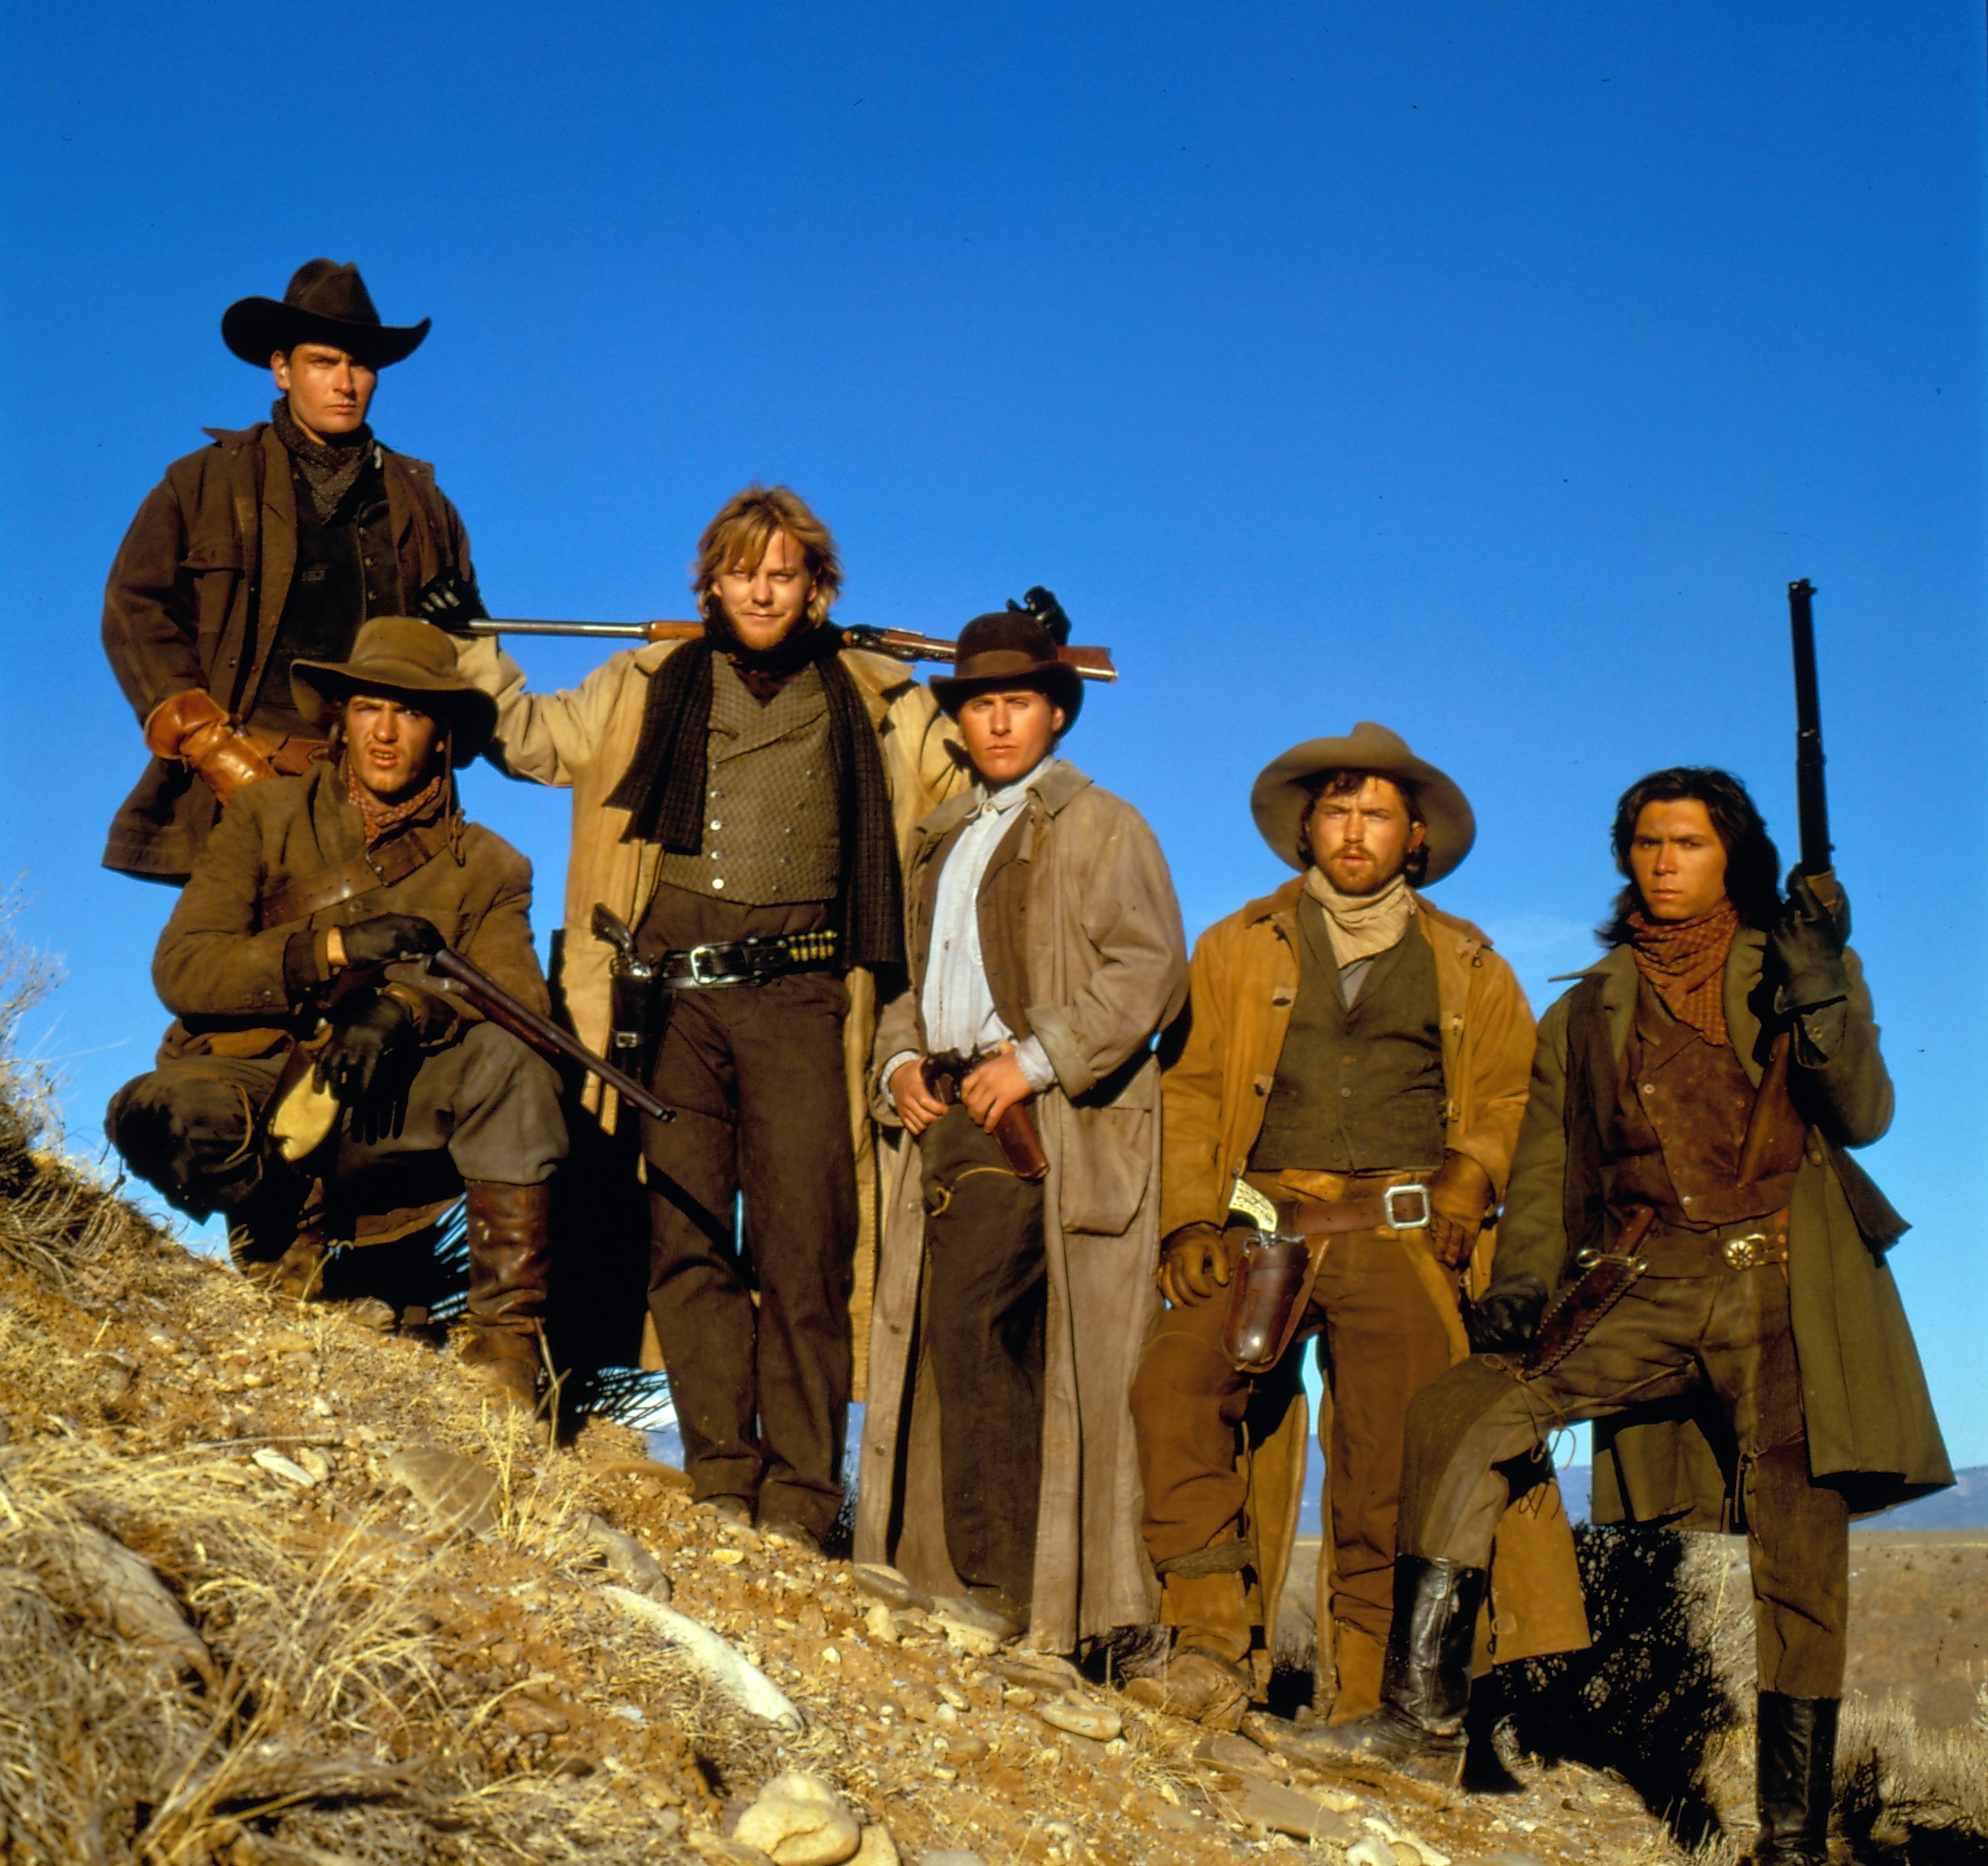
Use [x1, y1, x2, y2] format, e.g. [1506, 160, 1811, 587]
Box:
[1278, 767, 1951, 1866]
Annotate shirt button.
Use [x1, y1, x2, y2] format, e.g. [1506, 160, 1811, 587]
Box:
[1341, 1086, 1353, 1098]
[712, 877, 726, 891]
[1643, 1084, 1657, 1095]
[710, 819, 722, 830]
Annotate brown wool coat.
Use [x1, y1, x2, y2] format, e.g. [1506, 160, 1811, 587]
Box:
[860, 763, 1190, 1653]
[102, 423, 473, 881]
[1160, 876, 1589, 1669]
[152, 761, 545, 1063]
[454, 633, 969, 1382]
[1498, 933, 1953, 1526]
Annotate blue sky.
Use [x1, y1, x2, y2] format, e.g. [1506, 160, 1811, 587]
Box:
[2, 3, 1983, 1461]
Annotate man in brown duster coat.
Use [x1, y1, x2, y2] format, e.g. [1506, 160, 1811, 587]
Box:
[1305, 768, 1950, 1865]
[105, 619, 564, 1411]
[101, 260, 473, 882]
[1129, 724, 1586, 1733]
[859, 610, 1189, 1656]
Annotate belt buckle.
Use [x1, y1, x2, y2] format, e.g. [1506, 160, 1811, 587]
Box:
[685, 943, 729, 987]
[1721, 1231, 1769, 1270]
[1383, 1182, 1431, 1230]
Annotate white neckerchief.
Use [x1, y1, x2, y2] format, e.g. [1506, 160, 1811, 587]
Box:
[1302, 866, 1415, 966]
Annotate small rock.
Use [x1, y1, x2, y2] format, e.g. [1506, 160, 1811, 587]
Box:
[712, 1548, 747, 1566]
[1196, 1729, 1285, 1780]
[581, 1512, 671, 1598]
[384, 1445, 499, 1533]
[1036, 1699, 1121, 1741]
[852, 1563, 933, 1613]
[1346, 1842, 1395, 1866]
[849, 1828, 898, 1866]
[864, 1602, 900, 1644]
[502, 1694, 571, 1736]
[935, 1684, 968, 1711]
[688, 1832, 775, 1866]
[940, 1732, 991, 1762]
[733, 1771, 861, 1866]
[348, 1298, 398, 1332]
[918, 1855, 987, 1866]
[252, 1447, 317, 1488]
[295, 1445, 332, 1485]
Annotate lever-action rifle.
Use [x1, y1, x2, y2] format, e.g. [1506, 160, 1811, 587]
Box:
[459, 584, 1118, 683]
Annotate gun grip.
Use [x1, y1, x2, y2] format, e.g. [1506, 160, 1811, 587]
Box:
[592, 902, 637, 955]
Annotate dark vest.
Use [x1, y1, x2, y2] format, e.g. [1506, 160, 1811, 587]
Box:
[252, 452, 403, 733]
[1250, 897, 1446, 1174]
[1606, 979, 1800, 1228]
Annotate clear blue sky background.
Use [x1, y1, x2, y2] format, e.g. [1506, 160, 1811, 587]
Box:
[2, 4, 1983, 1464]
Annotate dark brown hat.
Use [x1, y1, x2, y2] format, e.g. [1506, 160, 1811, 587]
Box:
[291, 617, 496, 765]
[930, 612, 1084, 726]
[1250, 721, 1476, 883]
[221, 259, 430, 369]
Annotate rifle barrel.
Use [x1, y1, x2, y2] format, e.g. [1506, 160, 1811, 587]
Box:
[1787, 578, 1832, 876]
[469, 619, 660, 639]
[429, 948, 677, 1123]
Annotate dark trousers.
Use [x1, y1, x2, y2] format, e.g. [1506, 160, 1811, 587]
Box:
[641, 972, 855, 1538]
[919, 1106, 1048, 1610]
[1398, 1262, 1850, 1697]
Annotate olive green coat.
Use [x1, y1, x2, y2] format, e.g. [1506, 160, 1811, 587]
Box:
[1498, 932, 1952, 1527]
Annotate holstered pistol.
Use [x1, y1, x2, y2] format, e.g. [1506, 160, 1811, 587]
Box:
[593, 904, 665, 1087]
[1222, 1180, 1313, 1375]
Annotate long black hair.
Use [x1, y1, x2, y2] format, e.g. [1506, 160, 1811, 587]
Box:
[1599, 766, 1781, 943]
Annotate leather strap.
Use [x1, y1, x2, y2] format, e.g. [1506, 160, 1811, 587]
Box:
[1274, 1189, 1427, 1237]
[654, 929, 838, 990]
[1154, 1537, 1256, 1580]
[260, 823, 451, 929]
[1637, 1207, 1791, 1277]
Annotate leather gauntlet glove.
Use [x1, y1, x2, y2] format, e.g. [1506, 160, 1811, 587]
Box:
[314, 989, 415, 1106]
[1423, 1150, 1494, 1269]
[415, 569, 489, 631]
[143, 689, 278, 802]
[1767, 870, 1852, 1017]
[1157, 1221, 1235, 1307]
[1466, 1273, 1548, 1354]
[339, 913, 445, 970]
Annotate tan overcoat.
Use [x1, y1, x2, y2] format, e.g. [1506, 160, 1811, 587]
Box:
[1160, 876, 1590, 1672]
[454, 633, 967, 1379]
[858, 762, 1190, 1653]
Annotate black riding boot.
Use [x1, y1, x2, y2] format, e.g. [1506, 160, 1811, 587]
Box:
[1256, 1556, 1486, 1786]
[1754, 1692, 1838, 1864]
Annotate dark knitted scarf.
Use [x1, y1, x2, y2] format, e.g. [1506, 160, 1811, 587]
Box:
[606, 623, 904, 975]
[1628, 900, 1739, 1046]
[271, 397, 374, 520]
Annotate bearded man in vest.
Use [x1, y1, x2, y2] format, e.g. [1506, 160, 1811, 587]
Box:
[1127, 724, 1586, 1732]
[102, 260, 475, 883]
[104, 619, 566, 1412]
[453, 486, 964, 1551]
[1299, 768, 1950, 1866]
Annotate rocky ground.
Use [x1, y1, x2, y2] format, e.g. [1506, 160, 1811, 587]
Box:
[0, 1057, 1982, 1864]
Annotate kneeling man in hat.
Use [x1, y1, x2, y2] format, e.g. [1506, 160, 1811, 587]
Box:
[1127, 724, 1585, 1729]
[102, 259, 476, 885]
[106, 618, 565, 1413]
[857, 611, 1188, 1653]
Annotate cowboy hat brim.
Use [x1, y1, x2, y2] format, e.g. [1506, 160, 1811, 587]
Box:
[290, 656, 496, 767]
[930, 659, 1085, 728]
[1250, 722, 1477, 882]
[221, 297, 430, 369]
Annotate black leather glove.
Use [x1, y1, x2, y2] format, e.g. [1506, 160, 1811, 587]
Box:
[1466, 1274, 1548, 1354]
[1767, 870, 1852, 1017]
[313, 990, 415, 1105]
[415, 569, 489, 631]
[339, 913, 445, 971]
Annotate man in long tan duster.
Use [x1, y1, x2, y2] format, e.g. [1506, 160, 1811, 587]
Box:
[1127, 723, 1586, 1732]
[455, 487, 964, 1548]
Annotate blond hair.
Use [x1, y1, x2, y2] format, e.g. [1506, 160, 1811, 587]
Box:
[692, 484, 843, 626]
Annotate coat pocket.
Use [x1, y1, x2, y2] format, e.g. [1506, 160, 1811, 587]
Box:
[1055, 1102, 1154, 1237]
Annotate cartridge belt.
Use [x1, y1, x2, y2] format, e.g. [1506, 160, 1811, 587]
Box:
[653, 928, 838, 990]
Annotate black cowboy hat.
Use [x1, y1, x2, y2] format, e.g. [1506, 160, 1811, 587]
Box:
[930, 611, 1084, 727]
[221, 259, 430, 369]
[291, 617, 496, 765]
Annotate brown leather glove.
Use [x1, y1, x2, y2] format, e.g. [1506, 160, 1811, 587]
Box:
[143, 689, 278, 802]
[1157, 1221, 1237, 1308]
[1423, 1150, 1494, 1270]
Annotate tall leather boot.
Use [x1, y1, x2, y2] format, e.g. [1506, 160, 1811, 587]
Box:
[1124, 1565, 1254, 1731]
[460, 1180, 552, 1415]
[1259, 1557, 1485, 1786]
[1754, 1692, 1838, 1865]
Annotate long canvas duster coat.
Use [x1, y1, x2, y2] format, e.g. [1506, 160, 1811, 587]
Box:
[1159, 877, 1590, 1674]
[454, 632, 967, 1382]
[102, 423, 472, 881]
[1496, 931, 1952, 1525]
[858, 762, 1190, 1655]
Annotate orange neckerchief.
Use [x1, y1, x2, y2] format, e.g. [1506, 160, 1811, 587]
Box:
[1626, 900, 1740, 1046]
[343, 759, 448, 848]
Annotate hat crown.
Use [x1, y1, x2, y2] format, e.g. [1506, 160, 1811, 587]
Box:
[340, 616, 459, 684]
[282, 258, 382, 328]
[952, 610, 1058, 668]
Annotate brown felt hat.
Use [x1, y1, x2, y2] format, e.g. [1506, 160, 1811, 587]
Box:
[929, 611, 1084, 726]
[222, 258, 430, 369]
[291, 617, 496, 765]
[1250, 722, 1476, 883]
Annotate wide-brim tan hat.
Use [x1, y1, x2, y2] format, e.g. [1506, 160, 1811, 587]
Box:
[291, 616, 496, 766]
[1250, 721, 1476, 883]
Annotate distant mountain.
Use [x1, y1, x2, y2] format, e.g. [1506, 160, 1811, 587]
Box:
[1557, 1464, 1986, 1530]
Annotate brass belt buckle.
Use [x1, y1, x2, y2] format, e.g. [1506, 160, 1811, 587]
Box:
[1721, 1231, 1769, 1270]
